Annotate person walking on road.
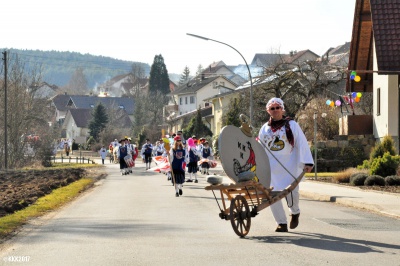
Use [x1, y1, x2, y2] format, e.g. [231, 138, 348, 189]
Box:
[186, 137, 201, 183]
[99, 145, 108, 164]
[170, 135, 188, 197]
[118, 139, 129, 175]
[258, 97, 314, 233]
[141, 139, 154, 170]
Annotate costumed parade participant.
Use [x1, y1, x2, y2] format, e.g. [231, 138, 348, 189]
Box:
[117, 139, 130, 175]
[156, 139, 166, 156]
[186, 137, 201, 183]
[126, 137, 137, 173]
[258, 97, 314, 232]
[200, 140, 213, 175]
[99, 145, 108, 164]
[141, 139, 154, 170]
[170, 135, 188, 197]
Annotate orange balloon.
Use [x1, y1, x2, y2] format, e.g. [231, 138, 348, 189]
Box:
[355, 97, 360, 102]
[329, 101, 334, 107]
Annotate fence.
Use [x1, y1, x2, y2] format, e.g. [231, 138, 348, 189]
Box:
[51, 156, 96, 164]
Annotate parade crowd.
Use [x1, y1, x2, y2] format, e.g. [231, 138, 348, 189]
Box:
[102, 131, 216, 197]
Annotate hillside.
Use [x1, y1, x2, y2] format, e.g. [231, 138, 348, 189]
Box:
[1, 48, 151, 89]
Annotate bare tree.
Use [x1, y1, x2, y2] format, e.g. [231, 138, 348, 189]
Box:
[0, 54, 51, 169]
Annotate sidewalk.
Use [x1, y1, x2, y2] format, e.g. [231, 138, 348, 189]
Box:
[210, 160, 400, 219]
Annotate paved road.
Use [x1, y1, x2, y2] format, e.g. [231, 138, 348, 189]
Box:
[0, 161, 399, 266]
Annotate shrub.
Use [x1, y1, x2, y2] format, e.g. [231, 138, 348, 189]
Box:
[369, 152, 400, 177]
[350, 173, 368, 186]
[385, 175, 400, 186]
[357, 159, 370, 170]
[333, 168, 361, 183]
[370, 135, 396, 160]
[364, 175, 385, 186]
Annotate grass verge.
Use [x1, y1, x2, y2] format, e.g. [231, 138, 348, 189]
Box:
[0, 178, 95, 239]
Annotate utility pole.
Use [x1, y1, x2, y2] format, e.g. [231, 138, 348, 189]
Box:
[2, 51, 8, 170]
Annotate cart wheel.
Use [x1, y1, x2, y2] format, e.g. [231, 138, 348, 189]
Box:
[230, 195, 251, 237]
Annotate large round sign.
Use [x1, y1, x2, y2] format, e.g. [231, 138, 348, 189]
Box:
[219, 125, 271, 188]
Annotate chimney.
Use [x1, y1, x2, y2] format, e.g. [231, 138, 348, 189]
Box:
[201, 73, 205, 80]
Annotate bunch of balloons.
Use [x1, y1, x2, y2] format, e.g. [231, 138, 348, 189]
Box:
[326, 99, 341, 107]
[326, 92, 363, 106]
[351, 92, 363, 103]
[350, 71, 361, 82]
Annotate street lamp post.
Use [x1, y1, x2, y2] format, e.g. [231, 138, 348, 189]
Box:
[186, 33, 254, 127]
[313, 112, 317, 180]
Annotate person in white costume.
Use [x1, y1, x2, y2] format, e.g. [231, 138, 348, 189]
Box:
[258, 97, 314, 232]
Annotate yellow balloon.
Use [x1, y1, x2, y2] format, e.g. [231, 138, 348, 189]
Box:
[357, 92, 362, 98]
[354, 75, 361, 82]
[162, 138, 169, 143]
[330, 101, 334, 107]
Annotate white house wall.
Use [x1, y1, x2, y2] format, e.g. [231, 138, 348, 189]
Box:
[178, 77, 236, 115]
[373, 43, 399, 147]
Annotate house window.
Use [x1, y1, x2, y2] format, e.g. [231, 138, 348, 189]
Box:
[190, 96, 195, 104]
[185, 97, 188, 104]
[377, 88, 381, 116]
[180, 97, 182, 105]
[219, 81, 225, 87]
[90, 104, 94, 108]
[213, 82, 218, 88]
[119, 105, 124, 109]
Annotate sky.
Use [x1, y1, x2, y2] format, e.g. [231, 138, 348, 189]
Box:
[1, 0, 356, 75]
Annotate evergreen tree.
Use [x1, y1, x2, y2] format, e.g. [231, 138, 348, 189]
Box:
[222, 97, 243, 127]
[88, 103, 109, 141]
[183, 108, 213, 138]
[148, 54, 170, 95]
[179, 66, 190, 86]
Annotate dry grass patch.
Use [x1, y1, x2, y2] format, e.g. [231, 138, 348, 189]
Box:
[0, 178, 94, 239]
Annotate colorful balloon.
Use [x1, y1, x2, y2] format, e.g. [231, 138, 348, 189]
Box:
[335, 100, 341, 106]
[352, 92, 357, 98]
[355, 97, 360, 103]
[326, 100, 331, 105]
[354, 75, 361, 82]
[351, 71, 357, 76]
[357, 92, 362, 98]
[329, 101, 334, 107]
[350, 74, 355, 80]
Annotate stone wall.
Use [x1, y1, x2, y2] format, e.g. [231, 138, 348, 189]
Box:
[312, 135, 375, 172]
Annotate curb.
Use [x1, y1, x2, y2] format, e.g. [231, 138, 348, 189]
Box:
[300, 191, 400, 220]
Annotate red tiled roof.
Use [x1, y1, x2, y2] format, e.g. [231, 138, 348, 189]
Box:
[371, 0, 400, 72]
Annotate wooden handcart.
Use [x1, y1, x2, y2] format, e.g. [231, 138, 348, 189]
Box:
[205, 171, 305, 237]
[208, 115, 305, 237]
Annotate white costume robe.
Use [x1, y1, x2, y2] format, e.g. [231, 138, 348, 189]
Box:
[258, 120, 313, 224]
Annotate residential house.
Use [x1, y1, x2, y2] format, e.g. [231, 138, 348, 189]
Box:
[167, 75, 237, 116]
[250, 50, 320, 76]
[62, 108, 132, 142]
[347, 0, 400, 150]
[321, 42, 350, 67]
[50, 94, 134, 138]
[165, 75, 237, 133]
[166, 106, 213, 134]
[201, 61, 247, 86]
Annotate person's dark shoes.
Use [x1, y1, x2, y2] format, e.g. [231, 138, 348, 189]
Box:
[206, 172, 209, 175]
[176, 192, 179, 197]
[179, 189, 183, 195]
[194, 179, 198, 183]
[186, 179, 193, 182]
[275, 224, 288, 232]
[290, 213, 300, 229]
